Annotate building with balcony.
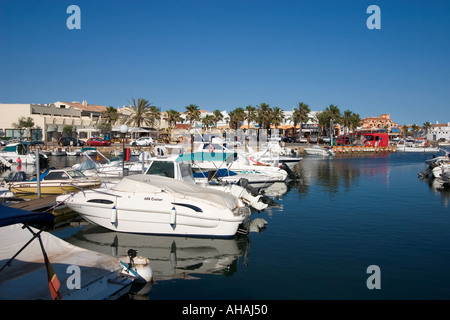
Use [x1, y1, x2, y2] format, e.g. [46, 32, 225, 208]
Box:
[0, 101, 107, 143]
[361, 114, 398, 130]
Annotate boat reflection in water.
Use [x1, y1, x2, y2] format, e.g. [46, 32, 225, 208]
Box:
[65, 224, 251, 299]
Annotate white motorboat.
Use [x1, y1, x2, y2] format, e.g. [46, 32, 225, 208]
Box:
[73, 148, 148, 179]
[183, 150, 293, 188]
[396, 145, 440, 152]
[6, 168, 101, 196]
[246, 142, 302, 169]
[431, 161, 450, 179]
[0, 142, 37, 164]
[0, 206, 150, 300]
[144, 152, 268, 211]
[419, 152, 450, 179]
[58, 174, 251, 237]
[303, 145, 335, 156]
[396, 139, 440, 153]
[197, 139, 302, 170]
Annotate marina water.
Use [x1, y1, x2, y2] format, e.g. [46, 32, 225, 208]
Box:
[49, 150, 450, 299]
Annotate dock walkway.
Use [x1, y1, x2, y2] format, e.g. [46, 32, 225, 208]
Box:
[7, 195, 59, 212]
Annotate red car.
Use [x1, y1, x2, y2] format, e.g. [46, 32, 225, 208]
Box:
[86, 138, 111, 146]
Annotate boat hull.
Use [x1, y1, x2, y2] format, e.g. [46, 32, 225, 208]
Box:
[303, 147, 334, 156]
[396, 146, 440, 152]
[63, 189, 249, 238]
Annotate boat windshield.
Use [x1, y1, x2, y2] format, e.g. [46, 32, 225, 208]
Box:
[146, 161, 175, 178]
[43, 171, 70, 180]
[66, 170, 86, 179]
[78, 161, 97, 171]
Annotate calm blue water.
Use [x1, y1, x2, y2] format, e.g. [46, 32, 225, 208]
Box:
[58, 150, 450, 300]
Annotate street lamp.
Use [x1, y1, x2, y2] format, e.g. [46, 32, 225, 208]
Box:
[120, 124, 128, 174]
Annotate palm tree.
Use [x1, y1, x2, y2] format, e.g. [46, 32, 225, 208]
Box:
[423, 121, 432, 137]
[102, 106, 119, 124]
[226, 111, 236, 130]
[314, 111, 330, 138]
[147, 106, 161, 129]
[233, 107, 246, 129]
[326, 104, 341, 123]
[202, 114, 215, 131]
[245, 105, 257, 130]
[164, 109, 183, 129]
[185, 104, 201, 127]
[256, 103, 271, 129]
[226, 108, 246, 130]
[212, 110, 224, 128]
[270, 107, 285, 129]
[125, 98, 156, 128]
[12, 116, 35, 139]
[293, 102, 311, 138]
[341, 110, 354, 134]
[350, 113, 361, 132]
[402, 125, 409, 138]
[411, 124, 420, 138]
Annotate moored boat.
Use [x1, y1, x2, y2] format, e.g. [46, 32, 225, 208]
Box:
[303, 145, 335, 156]
[144, 152, 269, 211]
[0, 205, 150, 300]
[58, 174, 251, 238]
[6, 168, 101, 195]
[0, 142, 37, 164]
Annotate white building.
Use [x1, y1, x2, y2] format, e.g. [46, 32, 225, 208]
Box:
[426, 122, 450, 142]
[0, 101, 107, 143]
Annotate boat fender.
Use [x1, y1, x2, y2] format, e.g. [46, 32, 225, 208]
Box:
[111, 206, 117, 225]
[209, 144, 214, 153]
[170, 206, 176, 227]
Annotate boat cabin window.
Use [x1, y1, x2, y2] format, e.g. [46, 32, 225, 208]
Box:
[43, 171, 70, 180]
[179, 162, 194, 179]
[146, 161, 174, 178]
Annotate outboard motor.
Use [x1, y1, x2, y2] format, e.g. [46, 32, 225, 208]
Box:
[39, 153, 49, 168]
[5, 171, 27, 182]
[237, 178, 259, 197]
[280, 162, 300, 180]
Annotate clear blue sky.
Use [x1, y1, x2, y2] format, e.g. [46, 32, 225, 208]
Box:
[1, 0, 449, 125]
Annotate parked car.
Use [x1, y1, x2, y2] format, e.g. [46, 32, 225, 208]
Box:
[309, 135, 318, 143]
[269, 135, 282, 141]
[58, 137, 85, 146]
[282, 136, 295, 143]
[320, 136, 331, 143]
[131, 137, 154, 146]
[86, 138, 110, 146]
[336, 135, 351, 146]
[297, 136, 308, 143]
